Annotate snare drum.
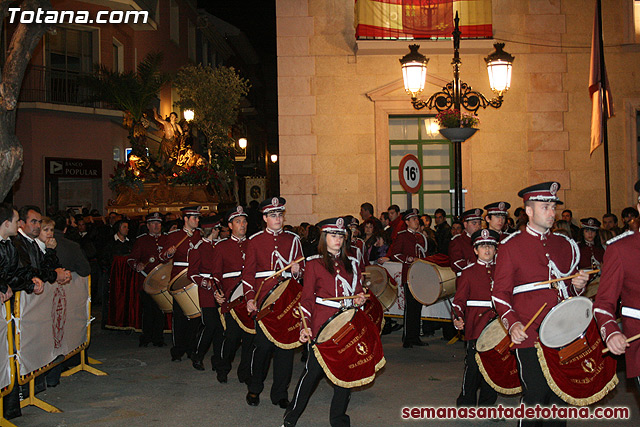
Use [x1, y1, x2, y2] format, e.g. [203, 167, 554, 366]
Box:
[363, 265, 398, 310]
[169, 269, 202, 318]
[150, 289, 173, 313]
[313, 308, 385, 388]
[228, 283, 256, 334]
[407, 259, 456, 305]
[143, 263, 173, 313]
[539, 296, 593, 349]
[256, 279, 303, 349]
[142, 262, 173, 294]
[476, 318, 508, 353]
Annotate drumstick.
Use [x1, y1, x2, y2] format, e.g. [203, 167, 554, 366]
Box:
[322, 294, 370, 301]
[538, 269, 600, 287]
[601, 332, 640, 354]
[254, 256, 305, 303]
[509, 302, 547, 348]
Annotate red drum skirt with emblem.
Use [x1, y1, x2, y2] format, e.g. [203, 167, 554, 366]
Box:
[226, 283, 256, 334]
[312, 308, 385, 388]
[256, 278, 303, 349]
[536, 321, 618, 406]
[361, 294, 385, 333]
[475, 319, 522, 395]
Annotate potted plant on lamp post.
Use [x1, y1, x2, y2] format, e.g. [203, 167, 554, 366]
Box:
[436, 109, 479, 143]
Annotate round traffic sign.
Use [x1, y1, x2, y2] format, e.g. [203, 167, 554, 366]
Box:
[398, 154, 422, 193]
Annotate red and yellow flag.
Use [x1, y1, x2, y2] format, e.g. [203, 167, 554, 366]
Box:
[355, 0, 492, 39]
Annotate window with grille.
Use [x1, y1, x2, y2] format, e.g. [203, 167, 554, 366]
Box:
[389, 116, 453, 215]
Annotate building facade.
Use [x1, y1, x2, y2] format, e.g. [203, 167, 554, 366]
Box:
[276, 0, 640, 225]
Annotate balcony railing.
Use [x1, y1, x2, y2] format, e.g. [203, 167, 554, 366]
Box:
[19, 65, 114, 109]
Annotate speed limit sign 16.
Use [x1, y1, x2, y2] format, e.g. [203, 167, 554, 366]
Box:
[398, 154, 422, 194]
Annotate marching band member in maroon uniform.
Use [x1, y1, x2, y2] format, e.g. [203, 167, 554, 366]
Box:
[343, 215, 367, 266]
[577, 217, 605, 270]
[492, 182, 587, 426]
[211, 206, 253, 384]
[283, 217, 366, 427]
[158, 206, 203, 362]
[379, 208, 428, 348]
[452, 229, 500, 407]
[127, 212, 166, 347]
[243, 197, 304, 408]
[483, 202, 511, 239]
[188, 215, 225, 375]
[449, 208, 483, 274]
[594, 180, 640, 391]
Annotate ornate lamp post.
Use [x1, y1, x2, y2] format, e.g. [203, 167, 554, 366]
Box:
[399, 12, 514, 218]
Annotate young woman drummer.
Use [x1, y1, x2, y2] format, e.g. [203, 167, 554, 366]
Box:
[283, 217, 367, 427]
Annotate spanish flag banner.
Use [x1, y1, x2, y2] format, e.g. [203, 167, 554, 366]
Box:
[355, 0, 492, 39]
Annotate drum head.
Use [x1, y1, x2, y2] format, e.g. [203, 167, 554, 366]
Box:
[230, 283, 243, 301]
[365, 265, 390, 295]
[261, 279, 291, 309]
[407, 260, 441, 305]
[143, 262, 173, 292]
[316, 309, 356, 343]
[476, 318, 507, 352]
[539, 297, 593, 348]
[169, 269, 190, 291]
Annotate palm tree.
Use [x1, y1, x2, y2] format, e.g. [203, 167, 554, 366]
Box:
[81, 52, 169, 158]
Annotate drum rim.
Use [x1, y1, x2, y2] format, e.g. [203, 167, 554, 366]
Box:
[313, 307, 357, 345]
[142, 262, 173, 291]
[407, 260, 443, 305]
[539, 296, 593, 348]
[168, 268, 189, 291]
[260, 278, 291, 309]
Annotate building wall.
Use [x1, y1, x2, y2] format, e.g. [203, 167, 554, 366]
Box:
[276, 0, 640, 225]
[12, 0, 198, 211]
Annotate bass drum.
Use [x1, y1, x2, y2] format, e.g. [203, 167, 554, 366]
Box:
[407, 259, 456, 305]
[363, 265, 397, 311]
[142, 262, 173, 294]
[169, 269, 202, 319]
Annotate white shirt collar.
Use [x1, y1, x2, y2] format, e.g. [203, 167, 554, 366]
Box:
[35, 238, 47, 253]
[266, 227, 283, 236]
[526, 224, 549, 239]
[19, 228, 34, 243]
[114, 234, 128, 243]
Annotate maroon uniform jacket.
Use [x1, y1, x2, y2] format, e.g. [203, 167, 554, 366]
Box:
[594, 231, 640, 377]
[211, 235, 247, 313]
[350, 238, 367, 266]
[300, 254, 364, 337]
[127, 232, 164, 276]
[452, 259, 495, 341]
[159, 228, 202, 281]
[387, 229, 427, 284]
[389, 216, 406, 241]
[449, 232, 476, 274]
[492, 226, 581, 349]
[187, 238, 217, 308]
[242, 228, 304, 306]
[578, 241, 605, 270]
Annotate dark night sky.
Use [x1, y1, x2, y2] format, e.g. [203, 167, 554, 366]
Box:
[196, 0, 277, 62]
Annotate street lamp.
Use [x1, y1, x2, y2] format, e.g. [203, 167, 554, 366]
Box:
[238, 137, 247, 149]
[270, 154, 278, 163]
[183, 109, 195, 122]
[399, 12, 514, 218]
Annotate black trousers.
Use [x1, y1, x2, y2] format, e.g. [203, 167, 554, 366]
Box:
[140, 291, 165, 344]
[193, 307, 224, 371]
[248, 323, 294, 403]
[402, 282, 422, 344]
[171, 300, 199, 358]
[515, 347, 566, 427]
[284, 345, 351, 427]
[456, 339, 497, 406]
[220, 312, 255, 381]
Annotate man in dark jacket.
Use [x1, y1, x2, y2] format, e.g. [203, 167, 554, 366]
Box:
[52, 214, 91, 277]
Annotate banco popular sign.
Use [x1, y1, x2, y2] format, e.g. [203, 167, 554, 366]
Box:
[45, 157, 102, 179]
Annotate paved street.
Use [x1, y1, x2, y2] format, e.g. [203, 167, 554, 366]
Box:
[18, 313, 639, 427]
